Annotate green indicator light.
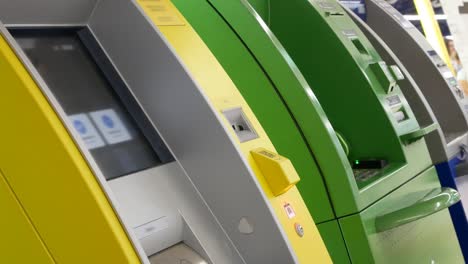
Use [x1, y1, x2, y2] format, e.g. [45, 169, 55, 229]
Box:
[355, 160, 360, 165]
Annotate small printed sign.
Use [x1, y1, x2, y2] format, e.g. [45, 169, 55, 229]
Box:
[68, 113, 105, 150]
[134, 217, 169, 240]
[136, 0, 185, 26]
[90, 109, 132, 145]
[342, 29, 358, 38]
[284, 203, 296, 219]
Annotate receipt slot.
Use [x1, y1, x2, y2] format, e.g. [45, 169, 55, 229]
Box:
[0, 0, 330, 263]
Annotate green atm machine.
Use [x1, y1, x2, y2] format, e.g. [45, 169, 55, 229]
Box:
[168, 0, 464, 262]
[339, 1, 468, 259]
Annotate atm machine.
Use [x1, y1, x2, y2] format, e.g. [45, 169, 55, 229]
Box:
[0, 0, 332, 263]
[339, 0, 468, 258]
[166, 0, 464, 262]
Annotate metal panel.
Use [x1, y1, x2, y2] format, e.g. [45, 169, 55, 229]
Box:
[88, 0, 296, 263]
[0, 0, 96, 25]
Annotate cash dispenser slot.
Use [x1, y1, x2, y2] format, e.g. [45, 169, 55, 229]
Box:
[10, 27, 213, 263]
[335, 131, 393, 183]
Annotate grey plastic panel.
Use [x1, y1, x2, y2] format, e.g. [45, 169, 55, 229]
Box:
[88, 0, 296, 263]
[342, 5, 448, 164]
[108, 163, 242, 263]
[0, 0, 96, 25]
[364, 0, 468, 159]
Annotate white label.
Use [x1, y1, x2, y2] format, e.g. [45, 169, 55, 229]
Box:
[90, 109, 132, 145]
[134, 217, 169, 240]
[68, 113, 105, 150]
[442, 70, 454, 79]
[390, 65, 405, 80]
[284, 203, 296, 219]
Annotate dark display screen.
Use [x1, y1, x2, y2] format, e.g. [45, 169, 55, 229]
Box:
[11, 29, 170, 180]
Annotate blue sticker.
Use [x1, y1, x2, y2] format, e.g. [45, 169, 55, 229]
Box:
[68, 113, 106, 149]
[73, 119, 87, 134]
[102, 115, 115, 128]
[90, 109, 132, 145]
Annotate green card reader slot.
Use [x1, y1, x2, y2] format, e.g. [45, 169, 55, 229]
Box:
[375, 188, 460, 232]
[350, 38, 368, 55]
[400, 123, 439, 144]
[370, 61, 396, 93]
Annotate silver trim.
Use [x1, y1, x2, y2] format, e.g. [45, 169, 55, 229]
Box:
[5, 24, 87, 28]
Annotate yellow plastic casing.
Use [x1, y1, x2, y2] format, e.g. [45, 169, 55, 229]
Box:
[0, 170, 53, 263]
[0, 34, 141, 263]
[251, 148, 300, 196]
[136, 0, 332, 263]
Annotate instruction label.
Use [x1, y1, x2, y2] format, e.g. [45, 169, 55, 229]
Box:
[284, 203, 296, 219]
[137, 0, 185, 26]
[90, 109, 132, 145]
[134, 217, 169, 240]
[68, 113, 105, 150]
[342, 29, 358, 38]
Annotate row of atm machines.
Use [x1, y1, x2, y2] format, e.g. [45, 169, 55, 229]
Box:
[0, 0, 467, 263]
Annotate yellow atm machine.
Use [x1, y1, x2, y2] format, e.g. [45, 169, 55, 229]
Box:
[0, 0, 331, 263]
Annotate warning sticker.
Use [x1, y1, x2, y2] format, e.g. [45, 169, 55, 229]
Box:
[90, 109, 132, 145]
[284, 203, 296, 219]
[68, 113, 105, 150]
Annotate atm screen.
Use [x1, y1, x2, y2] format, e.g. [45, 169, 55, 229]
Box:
[11, 29, 172, 180]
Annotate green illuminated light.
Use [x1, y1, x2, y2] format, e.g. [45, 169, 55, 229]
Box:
[355, 160, 360, 165]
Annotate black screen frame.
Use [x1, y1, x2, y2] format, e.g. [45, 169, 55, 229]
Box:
[9, 27, 175, 180]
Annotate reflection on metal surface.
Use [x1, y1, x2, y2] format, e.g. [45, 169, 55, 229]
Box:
[375, 187, 460, 232]
[149, 243, 207, 264]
